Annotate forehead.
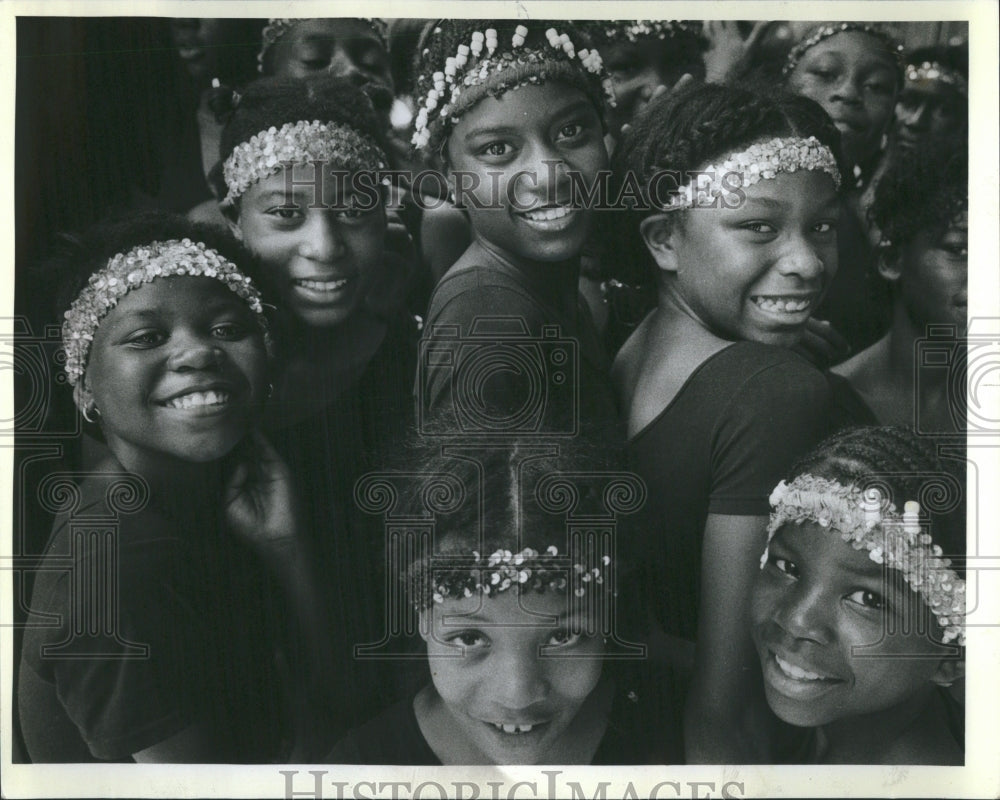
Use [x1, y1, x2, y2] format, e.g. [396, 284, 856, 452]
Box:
[287, 18, 383, 49]
[801, 31, 898, 70]
[454, 82, 598, 133]
[102, 276, 248, 320]
[245, 162, 364, 199]
[431, 588, 571, 627]
[733, 169, 840, 210]
[774, 520, 885, 577]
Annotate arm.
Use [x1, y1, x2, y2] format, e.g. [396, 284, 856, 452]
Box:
[684, 513, 778, 763]
[132, 724, 220, 763]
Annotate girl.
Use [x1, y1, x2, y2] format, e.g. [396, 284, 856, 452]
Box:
[328, 435, 686, 764]
[753, 425, 965, 764]
[892, 45, 968, 154]
[784, 22, 905, 354]
[608, 83, 842, 762]
[18, 213, 326, 762]
[217, 74, 419, 735]
[411, 20, 619, 436]
[833, 146, 968, 432]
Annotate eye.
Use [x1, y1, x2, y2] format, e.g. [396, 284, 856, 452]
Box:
[812, 220, 837, 235]
[124, 329, 165, 348]
[481, 141, 511, 158]
[847, 589, 885, 610]
[267, 206, 303, 221]
[211, 321, 250, 340]
[446, 630, 489, 649]
[546, 628, 583, 648]
[941, 242, 968, 258]
[742, 221, 777, 234]
[767, 553, 800, 579]
[300, 58, 329, 70]
[864, 80, 893, 95]
[808, 68, 837, 81]
[557, 123, 583, 140]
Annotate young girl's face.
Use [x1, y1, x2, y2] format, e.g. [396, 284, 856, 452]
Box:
[602, 40, 698, 137]
[661, 169, 839, 347]
[235, 163, 386, 328]
[445, 82, 609, 265]
[751, 521, 951, 728]
[420, 588, 604, 764]
[267, 19, 394, 114]
[84, 276, 268, 469]
[895, 210, 968, 329]
[893, 81, 966, 153]
[787, 32, 898, 167]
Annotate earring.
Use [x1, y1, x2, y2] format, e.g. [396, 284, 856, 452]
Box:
[880, 132, 889, 151]
[82, 403, 100, 424]
[265, 383, 274, 400]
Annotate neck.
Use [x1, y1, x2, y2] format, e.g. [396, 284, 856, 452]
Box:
[814, 685, 938, 763]
[105, 443, 226, 511]
[472, 236, 581, 313]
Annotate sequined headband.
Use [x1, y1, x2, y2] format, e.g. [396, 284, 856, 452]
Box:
[222, 119, 389, 204]
[783, 22, 905, 78]
[406, 546, 611, 610]
[659, 136, 841, 211]
[257, 18, 389, 72]
[906, 61, 968, 95]
[62, 239, 269, 392]
[762, 474, 965, 645]
[412, 25, 607, 151]
[585, 20, 703, 45]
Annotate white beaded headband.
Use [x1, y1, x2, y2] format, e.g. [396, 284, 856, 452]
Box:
[257, 18, 389, 73]
[412, 24, 607, 151]
[659, 136, 841, 211]
[783, 22, 905, 78]
[906, 61, 968, 95]
[407, 545, 611, 610]
[763, 474, 965, 645]
[222, 119, 389, 204]
[62, 239, 269, 393]
[588, 20, 703, 45]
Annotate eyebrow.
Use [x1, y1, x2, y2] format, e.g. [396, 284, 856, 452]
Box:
[462, 100, 596, 141]
[440, 609, 572, 625]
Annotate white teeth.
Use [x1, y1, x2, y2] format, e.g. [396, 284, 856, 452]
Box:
[491, 722, 534, 734]
[296, 278, 349, 291]
[523, 206, 572, 222]
[164, 390, 230, 409]
[754, 296, 811, 313]
[775, 654, 825, 681]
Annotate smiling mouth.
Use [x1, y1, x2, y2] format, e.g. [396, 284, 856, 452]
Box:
[774, 654, 830, 682]
[487, 721, 547, 736]
[517, 205, 579, 230]
[751, 295, 816, 314]
[159, 390, 231, 410]
[295, 278, 351, 292]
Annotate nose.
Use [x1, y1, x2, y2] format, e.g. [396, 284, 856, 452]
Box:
[776, 234, 828, 281]
[525, 146, 572, 206]
[899, 100, 929, 130]
[772, 582, 832, 645]
[298, 213, 345, 262]
[830, 74, 863, 105]
[328, 48, 365, 82]
[167, 330, 224, 372]
[490, 649, 548, 711]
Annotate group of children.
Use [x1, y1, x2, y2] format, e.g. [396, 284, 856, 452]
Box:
[16, 17, 969, 767]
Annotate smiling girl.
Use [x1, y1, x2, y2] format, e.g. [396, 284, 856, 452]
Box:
[753, 425, 965, 764]
[609, 83, 842, 762]
[328, 437, 685, 764]
[411, 21, 619, 434]
[18, 213, 326, 762]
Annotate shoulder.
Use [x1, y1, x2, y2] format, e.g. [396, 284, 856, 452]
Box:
[425, 262, 547, 330]
[719, 342, 831, 398]
[326, 695, 435, 765]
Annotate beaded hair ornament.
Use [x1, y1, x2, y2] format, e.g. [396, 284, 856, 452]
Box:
[905, 61, 968, 95]
[257, 18, 389, 73]
[412, 23, 608, 151]
[583, 20, 704, 45]
[762, 474, 966, 645]
[406, 545, 611, 611]
[222, 119, 389, 205]
[783, 22, 906, 79]
[659, 136, 841, 211]
[62, 239, 269, 399]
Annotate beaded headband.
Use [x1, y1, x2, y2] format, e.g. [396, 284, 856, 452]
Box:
[783, 22, 905, 79]
[257, 17, 389, 73]
[659, 136, 841, 211]
[406, 546, 611, 611]
[412, 24, 608, 151]
[584, 20, 704, 45]
[222, 119, 389, 204]
[762, 474, 966, 645]
[62, 239, 269, 393]
[905, 61, 968, 95]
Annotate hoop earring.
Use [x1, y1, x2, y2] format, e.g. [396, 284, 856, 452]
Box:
[82, 403, 100, 424]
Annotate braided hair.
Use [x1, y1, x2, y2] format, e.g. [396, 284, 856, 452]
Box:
[787, 425, 966, 571]
[604, 82, 843, 290]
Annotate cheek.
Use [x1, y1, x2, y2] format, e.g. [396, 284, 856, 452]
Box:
[549, 656, 602, 704]
[426, 655, 475, 705]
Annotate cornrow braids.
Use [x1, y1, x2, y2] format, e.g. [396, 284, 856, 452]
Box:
[787, 425, 966, 570]
[411, 19, 608, 153]
[602, 82, 843, 289]
[870, 144, 967, 260]
[218, 73, 387, 169]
